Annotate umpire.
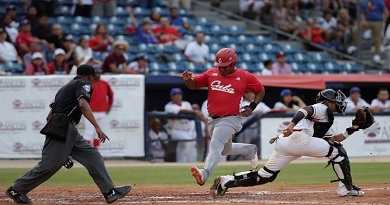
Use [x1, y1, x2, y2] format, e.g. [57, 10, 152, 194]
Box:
[5, 64, 131, 204]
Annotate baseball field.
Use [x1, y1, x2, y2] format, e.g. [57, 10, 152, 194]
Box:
[0, 158, 389, 205]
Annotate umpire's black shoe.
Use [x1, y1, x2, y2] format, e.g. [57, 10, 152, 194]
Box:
[104, 185, 132, 204]
[5, 187, 31, 204]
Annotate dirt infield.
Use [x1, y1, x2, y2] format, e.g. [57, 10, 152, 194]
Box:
[1, 183, 389, 205]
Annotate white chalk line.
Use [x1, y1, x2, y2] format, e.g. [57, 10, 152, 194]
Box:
[1, 187, 388, 204]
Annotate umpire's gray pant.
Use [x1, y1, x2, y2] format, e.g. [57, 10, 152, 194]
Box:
[12, 123, 114, 194]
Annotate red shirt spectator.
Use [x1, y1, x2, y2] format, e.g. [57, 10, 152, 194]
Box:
[16, 19, 39, 57]
[47, 48, 70, 74]
[89, 23, 114, 52]
[90, 77, 114, 112]
[301, 18, 325, 44]
[152, 17, 180, 44]
[25, 52, 49, 75]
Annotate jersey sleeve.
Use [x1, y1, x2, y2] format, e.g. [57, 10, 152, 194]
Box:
[75, 81, 92, 102]
[193, 72, 209, 88]
[245, 72, 264, 94]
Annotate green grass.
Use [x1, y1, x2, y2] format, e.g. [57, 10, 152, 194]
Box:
[0, 163, 388, 187]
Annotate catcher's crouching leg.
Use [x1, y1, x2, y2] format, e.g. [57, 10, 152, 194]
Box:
[326, 141, 364, 196]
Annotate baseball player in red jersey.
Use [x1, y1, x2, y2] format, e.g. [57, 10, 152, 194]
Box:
[182, 48, 266, 186]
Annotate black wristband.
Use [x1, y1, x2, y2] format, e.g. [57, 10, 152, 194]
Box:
[346, 127, 357, 135]
[249, 102, 257, 110]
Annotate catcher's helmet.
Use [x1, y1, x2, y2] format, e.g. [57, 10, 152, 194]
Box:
[316, 89, 347, 114]
[214, 48, 237, 67]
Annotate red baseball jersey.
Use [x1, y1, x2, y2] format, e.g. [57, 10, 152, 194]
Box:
[194, 68, 264, 116]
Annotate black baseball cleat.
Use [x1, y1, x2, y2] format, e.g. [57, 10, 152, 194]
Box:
[5, 187, 31, 204]
[104, 185, 132, 204]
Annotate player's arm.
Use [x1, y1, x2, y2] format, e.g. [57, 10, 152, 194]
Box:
[79, 97, 110, 142]
[182, 70, 196, 89]
[282, 106, 314, 137]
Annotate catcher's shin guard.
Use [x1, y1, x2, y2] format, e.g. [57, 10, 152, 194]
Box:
[326, 141, 353, 191]
[224, 167, 280, 188]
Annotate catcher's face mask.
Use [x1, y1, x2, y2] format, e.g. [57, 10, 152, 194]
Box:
[335, 90, 347, 115]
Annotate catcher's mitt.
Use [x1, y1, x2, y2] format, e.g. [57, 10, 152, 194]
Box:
[352, 107, 374, 129]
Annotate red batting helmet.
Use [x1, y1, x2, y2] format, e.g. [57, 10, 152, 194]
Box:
[214, 48, 237, 67]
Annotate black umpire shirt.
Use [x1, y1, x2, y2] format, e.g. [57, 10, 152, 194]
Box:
[49, 76, 93, 124]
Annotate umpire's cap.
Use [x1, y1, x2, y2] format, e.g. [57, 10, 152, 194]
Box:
[77, 64, 97, 77]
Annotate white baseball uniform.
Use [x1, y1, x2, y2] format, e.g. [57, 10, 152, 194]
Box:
[148, 129, 168, 163]
[165, 101, 197, 162]
[344, 97, 370, 113]
[370, 98, 390, 112]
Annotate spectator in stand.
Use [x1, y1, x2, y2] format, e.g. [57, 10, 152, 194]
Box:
[149, 9, 162, 29]
[274, 0, 300, 38]
[101, 40, 129, 73]
[148, 117, 169, 163]
[261, 60, 273, 75]
[168, 7, 193, 34]
[22, 41, 48, 66]
[239, 0, 267, 20]
[31, 0, 57, 16]
[75, 35, 93, 63]
[153, 17, 181, 45]
[274, 89, 306, 112]
[89, 23, 114, 52]
[317, 10, 338, 42]
[271, 51, 292, 75]
[73, 0, 93, 17]
[301, 18, 330, 51]
[16, 19, 41, 58]
[62, 35, 78, 68]
[83, 67, 114, 148]
[344, 86, 371, 113]
[184, 32, 209, 64]
[69, 55, 101, 75]
[360, 0, 389, 64]
[24, 6, 39, 28]
[0, 15, 18, 43]
[31, 15, 51, 48]
[337, 8, 356, 54]
[297, 0, 316, 19]
[47, 24, 65, 50]
[169, 0, 191, 10]
[92, 0, 116, 18]
[370, 88, 390, 112]
[25, 52, 49, 75]
[47, 48, 70, 74]
[126, 6, 158, 44]
[127, 53, 149, 74]
[3, 5, 18, 28]
[165, 88, 203, 162]
[323, 0, 344, 16]
[285, 0, 302, 23]
[0, 28, 22, 64]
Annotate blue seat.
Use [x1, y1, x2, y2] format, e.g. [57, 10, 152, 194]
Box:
[204, 35, 219, 44]
[219, 35, 237, 44]
[209, 43, 220, 53]
[258, 53, 273, 61]
[294, 52, 312, 62]
[343, 62, 364, 73]
[172, 53, 185, 61]
[56, 16, 73, 25]
[311, 52, 331, 62]
[55, 6, 71, 16]
[290, 62, 308, 73]
[245, 43, 262, 53]
[116, 6, 129, 16]
[3, 62, 24, 74]
[149, 62, 168, 74]
[324, 62, 343, 73]
[109, 16, 126, 26]
[229, 25, 246, 35]
[74, 16, 92, 25]
[237, 35, 255, 44]
[227, 44, 244, 54]
[132, 7, 150, 17]
[262, 43, 282, 53]
[71, 23, 90, 35]
[197, 17, 216, 27]
[281, 44, 302, 54]
[254, 35, 272, 44]
[306, 62, 324, 74]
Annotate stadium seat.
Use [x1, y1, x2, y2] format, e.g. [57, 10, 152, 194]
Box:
[258, 53, 273, 61]
[254, 35, 272, 44]
[197, 17, 216, 27]
[56, 16, 73, 25]
[324, 62, 343, 73]
[281, 44, 301, 54]
[237, 35, 255, 44]
[172, 53, 185, 61]
[109, 16, 126, 26]
[149, 62, 168, 74]
[209, 43, 220, 53]
[245, 43, 262, 53]
[116, 7, 129, 16]
[74, 16, 92, 25]
[219, 35, 237, 44]
[306, 62, 324, 74]
[311, 52, 331, 62]
[294, 52, 312, 62]
[55, 5, 71, 16]
[3, 62, 23, 74]
[204, 35, 219, 44]
[229, 25, 246, 35]
[262, 43, 281, 53]
[343, 62, 364, 73]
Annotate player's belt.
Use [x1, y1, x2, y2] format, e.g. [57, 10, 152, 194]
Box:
[209, 115, 237, 119]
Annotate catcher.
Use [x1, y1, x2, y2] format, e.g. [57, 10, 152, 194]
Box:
[210, 89, 374, 197]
